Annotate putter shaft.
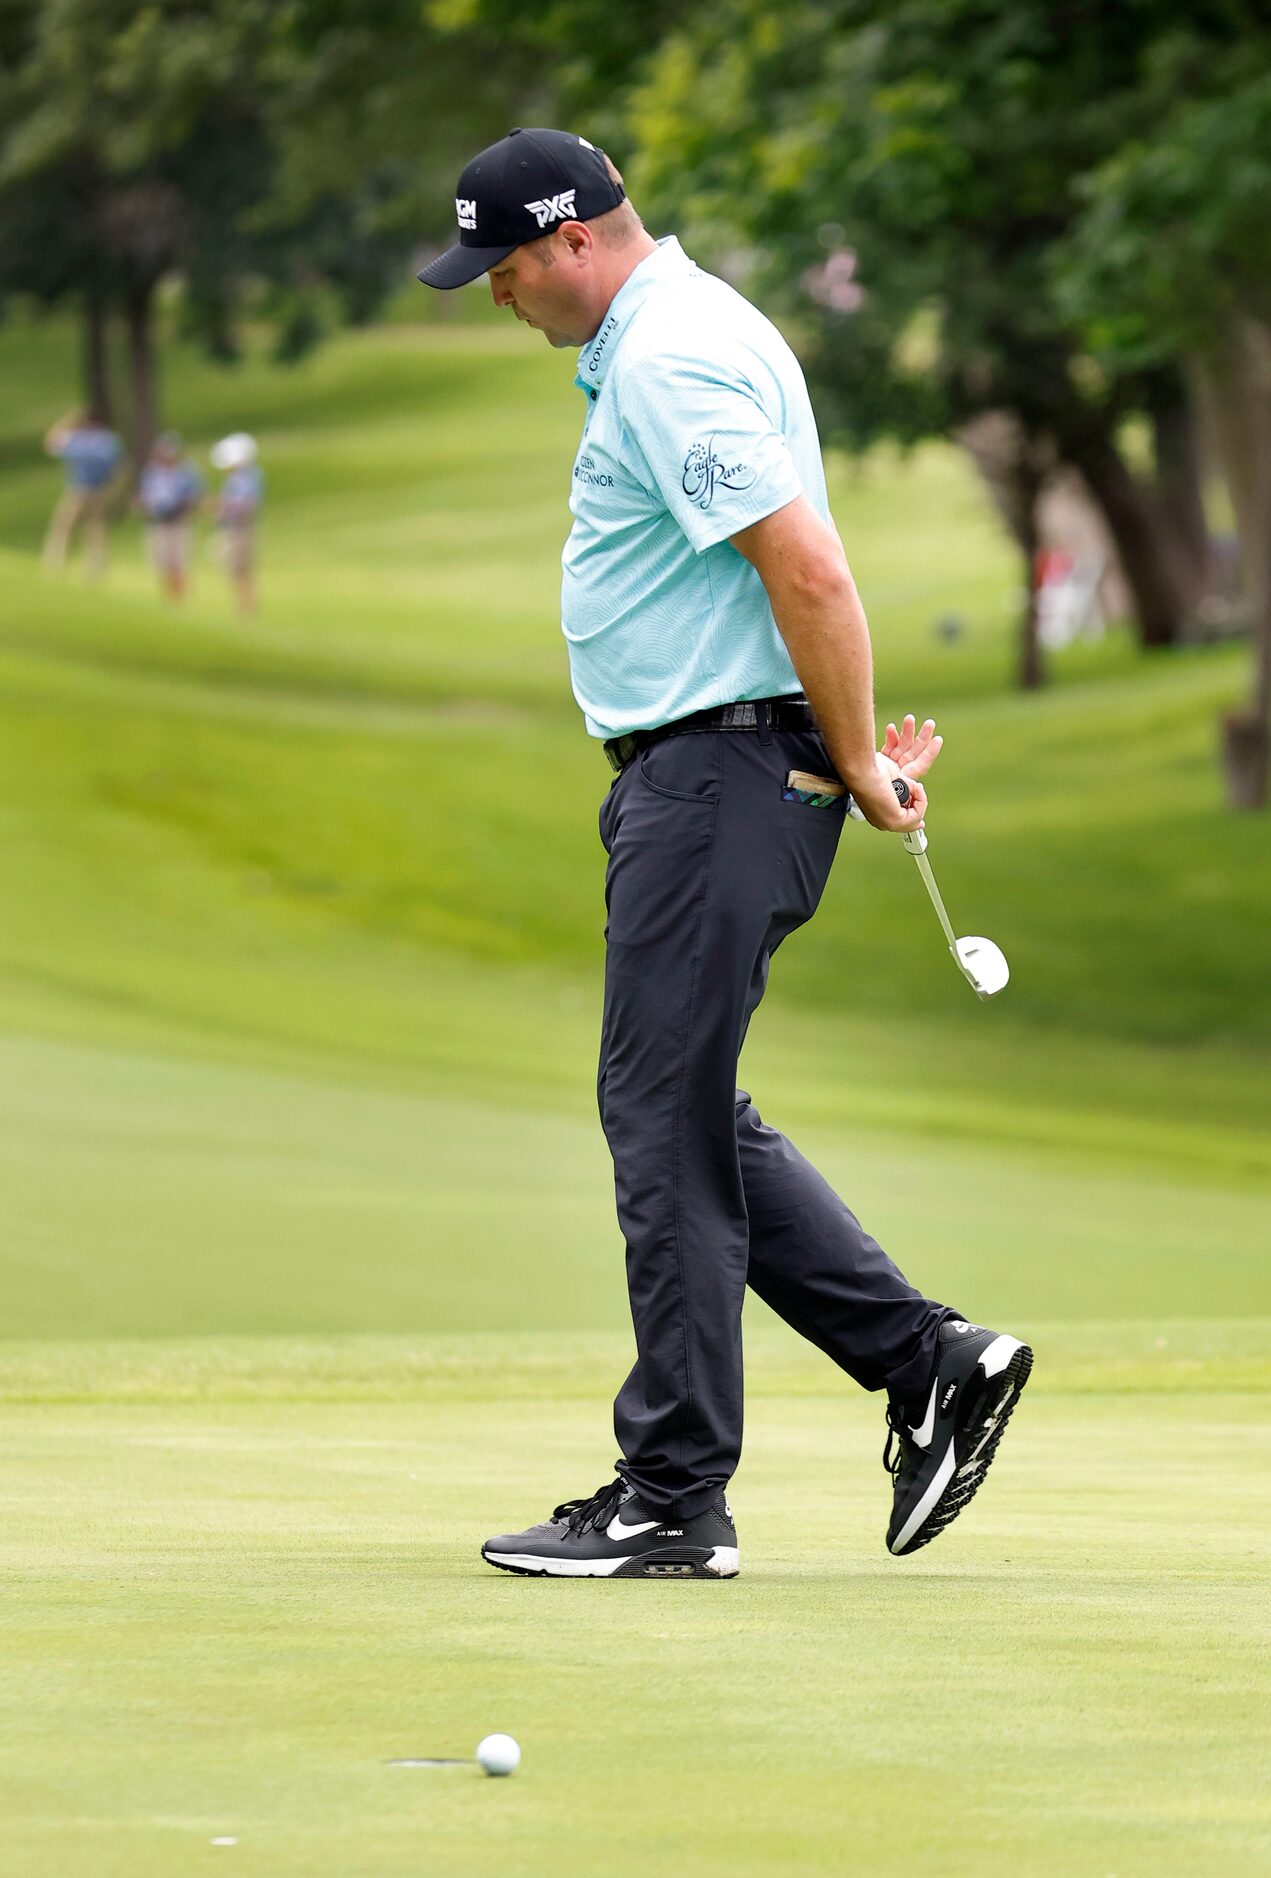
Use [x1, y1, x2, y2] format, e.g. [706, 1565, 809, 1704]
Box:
[903, 830, 959, 951]
[901, 826, 1009, 998]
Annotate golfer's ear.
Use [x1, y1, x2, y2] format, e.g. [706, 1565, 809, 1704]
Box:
[559, 222, 593, 264]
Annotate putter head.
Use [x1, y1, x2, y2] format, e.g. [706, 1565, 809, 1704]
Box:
[953, 936, 1010, 999]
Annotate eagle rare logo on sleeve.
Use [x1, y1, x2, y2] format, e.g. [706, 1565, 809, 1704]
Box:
[682, 437, 757, 511]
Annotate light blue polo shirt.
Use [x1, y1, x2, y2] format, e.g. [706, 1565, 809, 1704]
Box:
[561, 236, 830, 741]
[56, 426, 123, 490]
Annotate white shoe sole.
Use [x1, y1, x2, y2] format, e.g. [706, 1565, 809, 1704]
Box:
[482, 1544, 740, 1579]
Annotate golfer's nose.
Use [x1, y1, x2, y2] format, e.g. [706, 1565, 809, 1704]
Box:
[489, 277, 511, 309]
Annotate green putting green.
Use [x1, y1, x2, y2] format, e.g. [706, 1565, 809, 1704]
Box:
[1, 311, 1268, 1873]
[2, 1335, 1268, 1876]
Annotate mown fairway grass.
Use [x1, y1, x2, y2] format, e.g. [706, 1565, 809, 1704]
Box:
[1, 311, 1268, 1875]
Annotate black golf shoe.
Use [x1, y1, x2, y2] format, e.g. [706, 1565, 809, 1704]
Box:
[482, 1477, 739, 1578]
[884, 1317, 1033, 1556]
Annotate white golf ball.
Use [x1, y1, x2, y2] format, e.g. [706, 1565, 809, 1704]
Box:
[476, 1732, 521, 1777]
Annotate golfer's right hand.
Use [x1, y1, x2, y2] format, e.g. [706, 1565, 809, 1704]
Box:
[883, 714, 943, 780]
[851, 760, 927, 832]
[850, 715, 941, 832]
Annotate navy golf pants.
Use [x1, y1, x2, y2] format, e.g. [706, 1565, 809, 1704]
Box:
[597, 723, 950, 1519]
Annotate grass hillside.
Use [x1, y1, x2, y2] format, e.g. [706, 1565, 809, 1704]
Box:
[1, 310, 1268, 1341]
[2, 309, 1268, 1877]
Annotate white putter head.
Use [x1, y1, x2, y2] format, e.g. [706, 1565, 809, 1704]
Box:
[951, 935, 1010, 999]
[900, 820, 1009, 1001]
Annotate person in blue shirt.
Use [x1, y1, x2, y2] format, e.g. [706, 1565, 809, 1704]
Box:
[420, 129, 1032, 1579]
[42, 409, 125, 581]
[136, 433, 204, 601]
[210, 433, 264, 615]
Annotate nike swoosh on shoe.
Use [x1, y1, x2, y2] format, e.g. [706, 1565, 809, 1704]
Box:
[909, 1376, 940, 1448]
[606, 1514, 661, 1541]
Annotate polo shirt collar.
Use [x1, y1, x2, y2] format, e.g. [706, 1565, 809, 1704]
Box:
[575, 236, 694, 392]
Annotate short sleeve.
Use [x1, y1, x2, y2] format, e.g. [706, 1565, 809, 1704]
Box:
[618, 353, 804, 553]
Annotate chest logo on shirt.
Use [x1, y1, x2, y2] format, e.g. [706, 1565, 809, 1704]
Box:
[574, 451, 614, 489]
[682, 437, 757, 511]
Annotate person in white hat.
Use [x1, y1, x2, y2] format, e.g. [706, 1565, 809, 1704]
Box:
[210, 433, 264, 614]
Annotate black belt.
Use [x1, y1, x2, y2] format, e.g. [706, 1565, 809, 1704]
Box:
[603, 695, 816, 773]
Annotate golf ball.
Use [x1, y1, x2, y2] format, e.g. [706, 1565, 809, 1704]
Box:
[476, 1733, 521, 1777]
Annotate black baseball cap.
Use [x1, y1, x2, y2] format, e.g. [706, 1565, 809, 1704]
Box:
[418, 127, 626, 289]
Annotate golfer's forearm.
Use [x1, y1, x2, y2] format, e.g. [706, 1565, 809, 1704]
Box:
[731, 500, 880, 789]
[768, 572, 878, 789]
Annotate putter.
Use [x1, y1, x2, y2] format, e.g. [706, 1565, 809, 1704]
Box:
[891, 779, 1010, 999]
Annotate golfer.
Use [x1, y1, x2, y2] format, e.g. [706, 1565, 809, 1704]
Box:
[420, 129, 1031, 1578]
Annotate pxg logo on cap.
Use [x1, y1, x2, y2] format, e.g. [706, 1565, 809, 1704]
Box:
[419, 128, 625, 289]
[524, 189, 576, 229]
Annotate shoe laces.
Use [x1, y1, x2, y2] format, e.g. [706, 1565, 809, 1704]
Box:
[552, 1478, 626, 1537]
[883, 1401, 911, 1478]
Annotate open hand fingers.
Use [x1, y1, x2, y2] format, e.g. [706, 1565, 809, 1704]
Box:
[880, 716, 942, 775]
[901, 726, 943, 780]
[888, 714, 917, 762]
[887, 714, 927, 758]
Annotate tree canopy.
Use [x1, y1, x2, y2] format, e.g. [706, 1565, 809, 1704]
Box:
[0, 0, 537, 445]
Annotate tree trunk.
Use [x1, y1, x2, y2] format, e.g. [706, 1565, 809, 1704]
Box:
[1196, 341, 1263, 606]
[1062, 429, 1185, 647]
[125, 284, 159, 462]
[1214, 319, 1271, 810]
[1019, 499, 1045, 691]
[958, 412, 1048, 687]
[1222, 711, 1267, 809]
[1145, 368, 1209, 615]
[82, 293, 114, 424]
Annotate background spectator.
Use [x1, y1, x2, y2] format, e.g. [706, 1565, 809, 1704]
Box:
[136, 432, 203, 600]
[210, 432, 264, 615]
[41, 408, 125, 581]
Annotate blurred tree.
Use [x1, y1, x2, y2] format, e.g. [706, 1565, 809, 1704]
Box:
[479, 0, 1271, 679]
[1057, 31, 1271, 806]
[0, 2, 116, 419]
[267, 0, 547, 257]
[0, 0, 538, 453]
[617, 0, 1256, 670]
[0, 0, 288, 456]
